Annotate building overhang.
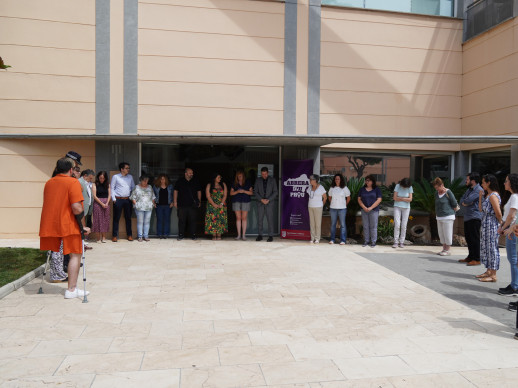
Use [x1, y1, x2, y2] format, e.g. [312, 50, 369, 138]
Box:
[1, 134, 518, 146]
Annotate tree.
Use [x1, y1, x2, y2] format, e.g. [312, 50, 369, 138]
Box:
[347, 156, 382, 178]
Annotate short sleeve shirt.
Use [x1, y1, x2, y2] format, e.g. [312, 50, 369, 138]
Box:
[359, 187, 382, 210]
[174, 177, 202, 207]
[307, 185, 327, 208]
[503, 193, 518, 223]
[394, 184, 413, 209]
[231, 181, 252, 203]
[39, 174, 84, 237]
[328, 186, 351, 209]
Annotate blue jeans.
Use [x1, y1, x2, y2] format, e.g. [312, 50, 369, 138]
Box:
[330, 208, 347, 243]
[361, 209, 379, 244]
[136, 210, 152, 238]
[156, 205, 172, 236]
[506, 233, 518, 289]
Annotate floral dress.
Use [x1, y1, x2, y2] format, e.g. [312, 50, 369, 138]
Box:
[480, 192, 501, 270]
[205, 187, 228, 235]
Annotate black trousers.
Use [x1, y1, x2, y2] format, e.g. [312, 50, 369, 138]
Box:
[178, 206, 198, 237]
[464, 219, 481, 260]
[113, 198, 133, 237]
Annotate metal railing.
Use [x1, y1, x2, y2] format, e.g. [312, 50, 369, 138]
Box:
[465, 0, 514, 41]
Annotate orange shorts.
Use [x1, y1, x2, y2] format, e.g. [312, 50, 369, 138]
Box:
[40, 235, 82, 255]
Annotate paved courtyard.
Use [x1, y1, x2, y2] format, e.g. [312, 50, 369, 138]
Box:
[1, 238, 518, 387]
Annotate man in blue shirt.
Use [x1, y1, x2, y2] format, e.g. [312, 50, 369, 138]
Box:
[459, 172, 484, 266]
[110, 162, 136, 242]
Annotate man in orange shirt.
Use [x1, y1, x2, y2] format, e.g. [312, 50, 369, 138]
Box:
[40, 158, 91, 299]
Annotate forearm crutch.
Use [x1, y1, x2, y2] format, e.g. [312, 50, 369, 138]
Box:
[37, 251, 52, 294]
[81, 238, 88, 303]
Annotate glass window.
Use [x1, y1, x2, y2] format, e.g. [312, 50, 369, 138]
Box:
[320, 151, 411, 186]
[421, 155, 451, 181]
[471, 150, 510, 188]
[322, 0, 454, 17]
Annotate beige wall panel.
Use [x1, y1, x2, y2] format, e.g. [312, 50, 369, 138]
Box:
[321, 67, 461, 96]
[139, 2, 283, 38]
[321, 42, 461, 74]
[0, 46, 95, 77]
[0, 139, 95, 159]
[139, 81, 283, 110]
[138, 106, 283, 134]
[0, 101, 94, 131]
[0, 141, 94, 238]
[463, 20, 516, 74]
[463, 52, 518, 96]
[0, 0, 94, 24]
[139, 29, 283, 62]
[0, 182, 44, 208]
[0, 73, 95, 102]
[321, 90, 460, 118]
[139, 0, 284, 13]
[462, 79, 518, 118]
[462, 107, 518, 136]
[0, 208, 42, 237]
[322, 17, 462, 51]
[320, 114, 459, 136]
[0, 17, 94, 50]
[322, 6, 460, 28]
[139, 56, 284, 86]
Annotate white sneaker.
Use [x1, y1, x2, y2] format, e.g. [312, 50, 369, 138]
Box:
[437, 250, 445, 255]
[314, 240, 319, 244]
[339, 241, 346, 245]
[309, 240, 314, 244]
[64, 288, 90, 299]
[439, 250, 451, 256]
[329, 240, 334, 244]
[392, 243, 398, 249]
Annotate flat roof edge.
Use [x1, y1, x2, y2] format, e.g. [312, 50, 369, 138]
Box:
[0, 134, 517, 145]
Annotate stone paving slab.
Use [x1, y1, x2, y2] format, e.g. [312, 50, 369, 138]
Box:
[0, 238, 518, 387]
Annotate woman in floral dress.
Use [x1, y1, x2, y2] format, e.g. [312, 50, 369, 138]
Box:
[205, 173, 228, 240]
[477, 174, 503, 282]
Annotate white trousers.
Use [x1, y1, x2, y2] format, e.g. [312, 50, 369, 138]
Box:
[393, 206, 410, 244]
[437, 219, 454, 246]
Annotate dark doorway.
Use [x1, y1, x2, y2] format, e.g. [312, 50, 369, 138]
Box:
[141, 144, 280, 237]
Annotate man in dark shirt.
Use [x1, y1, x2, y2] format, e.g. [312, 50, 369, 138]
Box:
[459, 172, 484, 266]
[173, 168, 202, 240]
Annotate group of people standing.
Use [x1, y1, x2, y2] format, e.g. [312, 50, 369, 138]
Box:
[105, 164, 279, 243]
[457, 173, 518, 307]
[305, 173, 412, 248]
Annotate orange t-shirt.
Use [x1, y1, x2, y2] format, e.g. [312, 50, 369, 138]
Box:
[39, 174, 84, 237]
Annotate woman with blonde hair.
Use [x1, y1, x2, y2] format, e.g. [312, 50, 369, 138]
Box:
[433, 177, 459, 256]
[230, 170, 253, 240]
[153, 174, 174, 239]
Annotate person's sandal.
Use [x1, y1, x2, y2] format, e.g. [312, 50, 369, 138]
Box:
[475, 272, 490, 278]
[478, 276, 497, 282]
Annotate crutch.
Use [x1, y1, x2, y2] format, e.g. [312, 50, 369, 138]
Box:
[37, 251, 52, 294]
[81, 238, 88, 303]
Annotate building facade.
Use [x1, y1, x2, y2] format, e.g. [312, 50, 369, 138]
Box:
[1, 0, 517, 237]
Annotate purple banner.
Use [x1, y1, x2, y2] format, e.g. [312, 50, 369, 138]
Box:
[281, 159, 312, 240]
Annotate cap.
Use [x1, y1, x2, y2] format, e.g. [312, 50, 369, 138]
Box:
[65, 151, 82, 166]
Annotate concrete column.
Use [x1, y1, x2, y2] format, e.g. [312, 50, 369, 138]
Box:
[511, 145, 518, 174]
[454, 151, 470, 179]
[284, 0, 297, 135]
[96, 0, 110, 134]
